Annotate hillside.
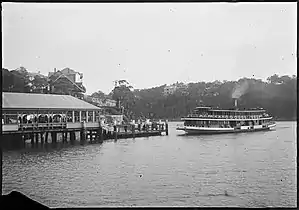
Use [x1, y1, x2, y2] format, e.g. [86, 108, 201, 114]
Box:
[2, 68, 297, 121]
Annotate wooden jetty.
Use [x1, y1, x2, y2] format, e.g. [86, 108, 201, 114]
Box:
[1, 92, 168, 149]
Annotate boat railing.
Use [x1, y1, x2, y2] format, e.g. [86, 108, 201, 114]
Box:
[185, 114, 270, 120]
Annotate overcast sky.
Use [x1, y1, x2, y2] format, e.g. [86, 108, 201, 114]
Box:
[2, 3, 297, 94]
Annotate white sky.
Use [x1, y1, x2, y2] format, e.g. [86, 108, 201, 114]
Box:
[2, 3, 297, 94]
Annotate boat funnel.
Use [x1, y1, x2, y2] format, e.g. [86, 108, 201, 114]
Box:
[234, 99, 238, 110]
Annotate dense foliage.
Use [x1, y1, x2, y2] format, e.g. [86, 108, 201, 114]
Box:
[107, 76, 297, 121]
[2, 67, 297, 120]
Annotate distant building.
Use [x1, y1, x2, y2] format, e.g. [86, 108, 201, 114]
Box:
[163, 85, 177, 95]
[163, 82, 188, 96]
[104, 99, 117, 107]
[48, 67, 83, 84]
[48, 67, 85, 94]
[83, 95, 117, 107]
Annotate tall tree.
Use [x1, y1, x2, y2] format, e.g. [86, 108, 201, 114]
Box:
[91, 90, 106, 99]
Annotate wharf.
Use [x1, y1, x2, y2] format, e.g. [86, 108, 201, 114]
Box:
[2, 92, 169, 149]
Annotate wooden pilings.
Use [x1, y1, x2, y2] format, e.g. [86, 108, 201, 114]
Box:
[2, 120, 169, 150]
[62, 132, 68, 143]
[114, 125, 117, 141]
[30, 133, 34, 145]
[34, 133, 38, 145]
[70, 131, 76, 144]
[45, 132, 49, 143]
[132, 125, 135, 138]
[51, 132, 57, 143]
[40, 133, 44, 145]
[80, 121, 87, 143]
[165, 122, 169, 136]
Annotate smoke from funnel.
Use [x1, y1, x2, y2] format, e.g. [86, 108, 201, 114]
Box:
[232, 80, 249, 99]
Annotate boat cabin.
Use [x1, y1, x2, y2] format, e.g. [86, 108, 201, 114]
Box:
[183, 106, 273, 129]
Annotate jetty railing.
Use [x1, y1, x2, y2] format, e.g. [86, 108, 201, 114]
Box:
[2, 120, 169, 149]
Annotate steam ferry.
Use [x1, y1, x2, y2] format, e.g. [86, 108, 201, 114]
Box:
[176, 100, 276, 134]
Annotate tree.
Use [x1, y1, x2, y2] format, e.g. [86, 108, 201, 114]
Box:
[91, 90, 106, 99]
[9, 67, 31, 93]
[267, 74, 280, 84]
[31, 75, 48, 93]
[111, 80, 136, 118]
[2, 68, 15, 92]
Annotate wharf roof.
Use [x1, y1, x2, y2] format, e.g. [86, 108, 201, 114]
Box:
[2, 92, 101, 111]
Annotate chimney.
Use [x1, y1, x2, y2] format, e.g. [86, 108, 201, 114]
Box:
[54, 68, 56, 73]
[234, 99, 238, 109]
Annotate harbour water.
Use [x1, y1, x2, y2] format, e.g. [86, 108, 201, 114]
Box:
[2, 121, 297, 207]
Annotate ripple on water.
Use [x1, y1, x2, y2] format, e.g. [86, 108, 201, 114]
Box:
[2, 121, 297, 207]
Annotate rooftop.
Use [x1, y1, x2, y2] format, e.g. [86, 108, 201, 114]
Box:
[2, 92, 101, 110]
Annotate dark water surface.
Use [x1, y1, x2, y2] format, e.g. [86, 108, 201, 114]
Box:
[3, 121, 297, 207]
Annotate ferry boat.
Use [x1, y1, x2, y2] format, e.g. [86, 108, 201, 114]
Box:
[177, 100, 276, 135]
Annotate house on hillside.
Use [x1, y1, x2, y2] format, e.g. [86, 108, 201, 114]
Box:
[83, 95, 117, 107]
[48, 68, 85, 96]
[163, 84, 177, 95]
[104, 99, 117, 107]
[163, 82, 188, 96]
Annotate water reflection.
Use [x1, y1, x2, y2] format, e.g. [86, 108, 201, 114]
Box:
[2, 121, 297, 207]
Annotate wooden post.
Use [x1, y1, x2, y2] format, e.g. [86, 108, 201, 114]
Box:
[104, 129, 108, 140]
[23, 134, 26, 148]
[107, 131, 110, 139]
[72, 111, 75, 123]
[30, 133, 34, 146]
[51, 132, 57, 144]
[89, 130, 93, 143]
[45, 132, 49, 143]
[132, 124, 135, 138]
[114, 125, 117, 140]
[81, 121, 87, 142]
[35, 133, 39, 145]
[145, 124, 149, 137]
[166, 122, 169, 136]
[63, 132, 67, 143]
[98, 126, 103, 142]
[70, 131, 76, 143]
[100, 128, 103, 141]
[40, 133, 44, 145]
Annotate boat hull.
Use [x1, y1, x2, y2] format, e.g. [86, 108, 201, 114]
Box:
[177, 124, 276, 135]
